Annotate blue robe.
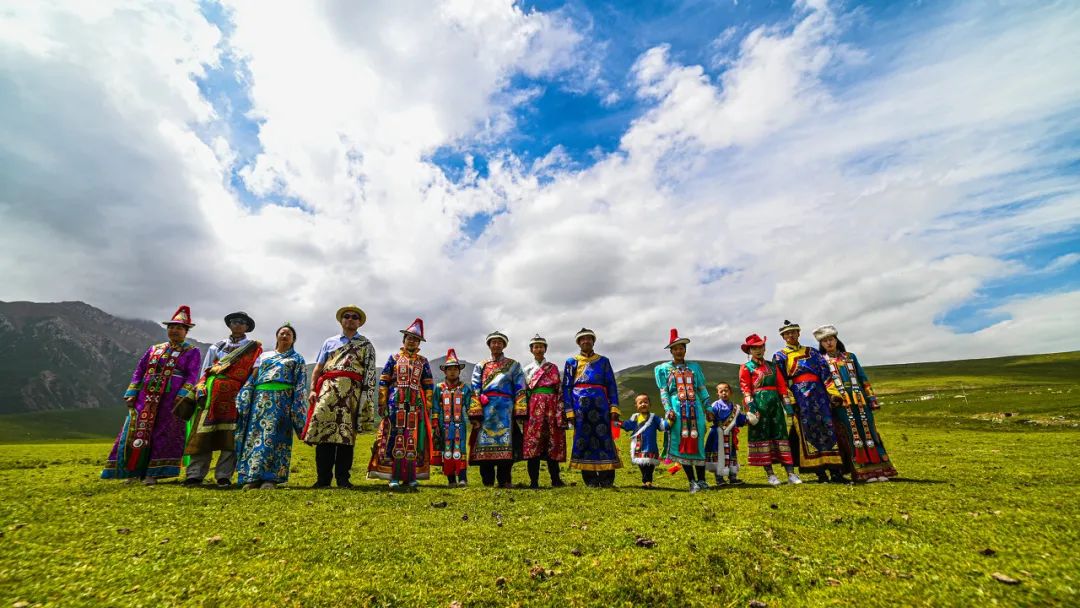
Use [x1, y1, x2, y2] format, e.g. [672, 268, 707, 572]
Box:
[468, 357, 527, 462]
[234, 349, 308, 484]
[621, 413, 669, 465]
[563, 353, 621, 471]
[704, 399, 746, 475]
[774, 345, 843, 472]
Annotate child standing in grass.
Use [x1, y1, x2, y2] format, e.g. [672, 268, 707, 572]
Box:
[431, 349, 472, 487]
[620, 394, 669, 489]
[705, 382, 747, 485]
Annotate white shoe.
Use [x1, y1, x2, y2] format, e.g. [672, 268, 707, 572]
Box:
[142, 477, 157, 486]
[242, 482, 259, 490]
[259, 482, 276, 490]
[788, 473, 802, 485]
[866, 477, 879, 483]
[767, 475, 781, 486]
[877, 476, 890, 482]
[689, 483, 700, 494]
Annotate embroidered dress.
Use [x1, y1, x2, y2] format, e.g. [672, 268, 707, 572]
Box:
[620, 413, 669, 465]
[563, 353, 622, 471]
[468, 356, 527, 462]
[234, 349, 308, 485]
[774, 345, 844, 473]
[654, 361, 709, 465]
[303, 335, 377, 446]
[102, 342, 201, 479]
[739, 359, 795, 466]
[368, 350, 435, 482]
[824, 351, 898, 481]
[431, 381, 474, 476]
[186, 338, 262, 456]
[704, 400, 747, 475]
[522, 359, 567, 462]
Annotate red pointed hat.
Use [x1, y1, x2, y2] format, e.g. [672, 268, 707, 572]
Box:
[740, 333, 767, 354]
[400, 317, 425, 341]
[440, 348, 465, 370]
[665, 328, 690, 349]
[162, 305, 195, 328]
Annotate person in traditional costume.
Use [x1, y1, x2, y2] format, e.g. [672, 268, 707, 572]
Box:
[654, 329, 710, 493]
[773, 320, 846, 483]
[234, 323, 308, 490]
[620, 393, 668, 489]
[102, 306, 202, 485]
[814, 324, 898, 483]
[368, 318, 435, 490]
[468, 331, 527, 488]
[183, 311, 262, 487]
[431, 348, 472, 486]
[522, 334, 567, 489]
[302, 305, 377, 488]
[705, 382, 747, 485]
[739, 334, 801, 486]
[563, 328, 622, 487]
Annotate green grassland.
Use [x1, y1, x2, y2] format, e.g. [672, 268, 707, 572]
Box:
[1, 352, 1078, 607]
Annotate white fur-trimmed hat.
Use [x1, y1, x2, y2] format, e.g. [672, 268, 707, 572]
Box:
[812, 324, 838, 341]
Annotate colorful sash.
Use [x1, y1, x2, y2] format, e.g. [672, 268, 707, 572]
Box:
[825, 354, 879, 464]
[125, 343, 186, 471]
[672, 367, 699, 452]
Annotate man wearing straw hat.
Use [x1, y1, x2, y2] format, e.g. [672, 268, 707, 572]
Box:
[302, 305, 377, 488]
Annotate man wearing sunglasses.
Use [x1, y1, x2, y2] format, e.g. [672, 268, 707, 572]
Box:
[302, 305, 378, 488]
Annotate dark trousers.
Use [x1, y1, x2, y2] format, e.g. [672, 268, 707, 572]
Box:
[639, 464, 655, 484]
[446, 470, 468, 484]
[683, 465, 706, 483]
[527, 458, 562, 486]
[581, 470, 615, 487]
[479, 461, 512, 487]
[315, 443, 354, 486]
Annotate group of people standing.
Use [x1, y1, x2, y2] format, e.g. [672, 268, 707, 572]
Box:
[101, 305, 896, 492]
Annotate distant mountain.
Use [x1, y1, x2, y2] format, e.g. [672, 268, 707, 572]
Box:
[0, 301, 210, 414]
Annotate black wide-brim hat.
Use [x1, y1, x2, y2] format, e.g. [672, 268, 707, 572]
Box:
[224, 311, 255, 331]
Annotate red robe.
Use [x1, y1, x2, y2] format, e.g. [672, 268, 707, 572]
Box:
[522, 360, 567, 462]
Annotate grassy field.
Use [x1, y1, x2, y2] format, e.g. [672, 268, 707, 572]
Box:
[1, 352, 1078, 606]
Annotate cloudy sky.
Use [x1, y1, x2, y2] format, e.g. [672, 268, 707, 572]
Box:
[1, 0, 1078, 369]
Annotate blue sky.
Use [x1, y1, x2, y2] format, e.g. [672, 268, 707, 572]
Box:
[2, 0, 1078, 364]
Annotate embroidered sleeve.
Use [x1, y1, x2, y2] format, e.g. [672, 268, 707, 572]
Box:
[511, 362, 528, 417]
[738, 365, 754, 406]
[359, 343, 379, 421]
[468, 361, 484, 418]
[776, 365, 795, 409]
[852, 353, 878, 405]
[290, 355, 309, 436]
[655, 364, 674, 412]
[422, 360, 435, 412]
[604, 358, 620, 416]
[562, 359, 576, 420]
[124, 347, 154, 398]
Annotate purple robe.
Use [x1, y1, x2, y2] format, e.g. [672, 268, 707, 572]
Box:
[102, 341, 201, 479]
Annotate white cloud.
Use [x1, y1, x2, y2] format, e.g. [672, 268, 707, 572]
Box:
[1, 0, 1078, 374]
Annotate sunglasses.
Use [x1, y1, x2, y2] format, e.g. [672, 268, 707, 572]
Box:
[341, 313, 361, 320]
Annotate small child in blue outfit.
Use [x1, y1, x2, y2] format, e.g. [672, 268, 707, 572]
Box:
[621, 394, 669, 489]
[705, 382, 747, 485]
